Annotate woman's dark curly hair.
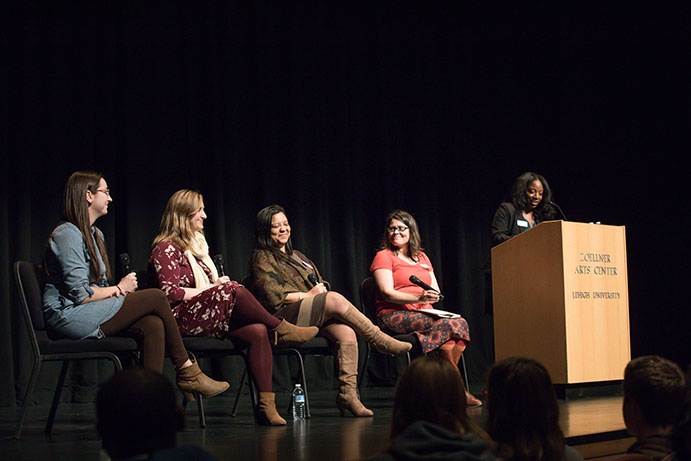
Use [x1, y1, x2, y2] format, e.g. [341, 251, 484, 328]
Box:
[509, 172, 556, 221]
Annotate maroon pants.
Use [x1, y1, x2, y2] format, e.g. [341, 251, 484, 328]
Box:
[224, 287, 277, 392]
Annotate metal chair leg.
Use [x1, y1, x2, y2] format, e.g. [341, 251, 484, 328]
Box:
[357, 342, 369, 390]
[196, 394, 206, 428]
[284, 349, 311, 418]
[460, 354, 469, 388]
[231, 367, 248, 417]
[45, 361, 69, 435]
[14, 357, 42, 439]
[295, 352, 310, 418]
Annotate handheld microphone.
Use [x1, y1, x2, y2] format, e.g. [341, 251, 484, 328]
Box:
[119, 253, 131, 275]
[307, 273, 320, 287]
[213, 254, 226, 277]
[409, 275, 443, 300]
[549, 201, 568, 221]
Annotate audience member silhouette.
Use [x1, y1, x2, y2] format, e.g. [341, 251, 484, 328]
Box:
[619, 355, 687, 461]
[373, 356, 495, 460]
[486, 357, 583, 461]
[96, 368, 215, 461]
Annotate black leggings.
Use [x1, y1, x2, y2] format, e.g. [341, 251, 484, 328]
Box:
[100, 289, 189, 372]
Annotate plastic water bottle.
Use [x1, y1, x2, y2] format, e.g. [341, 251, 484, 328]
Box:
[291, 384, 306, 421]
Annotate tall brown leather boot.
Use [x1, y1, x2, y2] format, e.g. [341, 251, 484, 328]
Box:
[176, 361, 230, 402]
[255, 392, 287, 426]
[272, 319, 319, 347]
[335, 341, 373, 417]
[339, 305, 411, 356]
[436, 347, 482, 408]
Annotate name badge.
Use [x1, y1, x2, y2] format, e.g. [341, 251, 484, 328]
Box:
[517, 219, 529, 228]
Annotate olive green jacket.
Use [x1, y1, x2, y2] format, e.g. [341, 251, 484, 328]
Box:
[249, 249, 330, 314]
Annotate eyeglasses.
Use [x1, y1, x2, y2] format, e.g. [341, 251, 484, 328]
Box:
[95, 188, 111, 197]
[387, 226, 408, 234]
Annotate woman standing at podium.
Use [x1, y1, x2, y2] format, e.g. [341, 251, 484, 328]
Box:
[491, 172, 557, 246]
[370, 209, 482, 407]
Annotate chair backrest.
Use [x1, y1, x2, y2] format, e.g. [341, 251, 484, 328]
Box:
[14, 261, 47, 360]
[359, 277, 379, 324]
[14, 261, 46, 332]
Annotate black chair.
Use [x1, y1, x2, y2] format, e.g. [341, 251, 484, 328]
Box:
[241, 275, 369, 419]
[182, 338, 256, 427]
[13, 261, 140, 439]
[359, 276, 469, 384]
[123, 253, 255, 427]
[272, 336, 334, 419]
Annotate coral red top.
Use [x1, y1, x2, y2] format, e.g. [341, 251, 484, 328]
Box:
[369, 249, 435, 315]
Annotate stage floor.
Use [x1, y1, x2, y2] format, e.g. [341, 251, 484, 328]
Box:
[0, 387, 631, 460]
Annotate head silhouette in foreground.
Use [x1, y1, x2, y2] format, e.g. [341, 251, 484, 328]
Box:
[486, 357, 582, 461]
[96, 367, 215, 460]
[378, 356, 495, 460]
[622, 355, 687, 460]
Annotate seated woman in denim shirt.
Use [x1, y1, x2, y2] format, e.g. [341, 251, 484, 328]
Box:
[42, 171, 228, 401]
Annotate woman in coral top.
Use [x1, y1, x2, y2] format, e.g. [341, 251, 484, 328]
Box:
[370, 209, 481, 407]
[150, 190, 318, 425]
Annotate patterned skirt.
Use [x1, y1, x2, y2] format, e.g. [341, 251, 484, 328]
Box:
[274, 292, 328, 328]
[172, 281, 241, 338]
[378, 310, 470, 354]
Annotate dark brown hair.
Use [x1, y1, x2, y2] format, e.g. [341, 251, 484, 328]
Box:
[390, 356, 489, 443]
[254, 204, 293, 255]
[624, 355, 687, 428]
[486, 357, 564, 461]
[378, 209, 424, 260]
[96, 368, 182, 459]
[62, 171, 111, 281]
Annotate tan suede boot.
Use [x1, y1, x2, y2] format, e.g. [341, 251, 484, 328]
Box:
[256, 392, 287, 426]
[339, 305, 411, 356]
[272, 319, 319, 347]
[335, 342, 373, 417]
[176, 361, 230, 402]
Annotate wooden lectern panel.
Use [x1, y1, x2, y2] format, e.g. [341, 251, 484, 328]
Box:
[492, 221, 568, 382]
[562, 222, 630, 382]
[492, 221, 630, 384]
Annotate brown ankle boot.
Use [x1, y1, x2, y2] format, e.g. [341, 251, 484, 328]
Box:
[273, 319, 319, 347]
[176, 361, 229, 402]
[339, 305, 411, 356]
[335, 342, 373, 417]
[256, 392, 287, 426]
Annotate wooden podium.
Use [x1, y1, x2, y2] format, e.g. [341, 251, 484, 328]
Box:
[491, 221, 630, 384]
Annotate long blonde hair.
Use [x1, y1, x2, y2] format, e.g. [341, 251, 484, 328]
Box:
[152, 189, 204, 251]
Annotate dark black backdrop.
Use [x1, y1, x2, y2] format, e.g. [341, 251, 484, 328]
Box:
[2, 4, 688, 408]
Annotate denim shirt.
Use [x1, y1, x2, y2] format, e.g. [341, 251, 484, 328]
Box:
[42, 222, 123, 339]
